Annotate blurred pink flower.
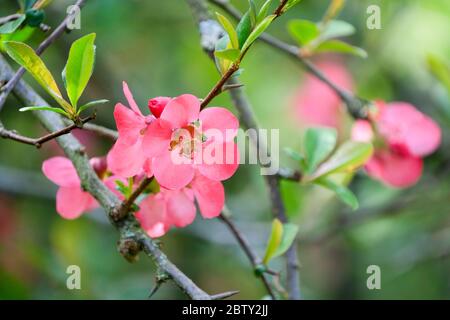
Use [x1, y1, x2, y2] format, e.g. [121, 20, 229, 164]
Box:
[352, 101, 441, 187]
[293, 61, 353, 128]
[42, 157, 101, 219]
[136, 173, 224, 238]
[107, 82, 169, 178]
[143, 94, 239, 190]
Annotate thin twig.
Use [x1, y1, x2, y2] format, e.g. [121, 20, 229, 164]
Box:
[219, 213, 277, 299]
[0, 114, 95, 148]
[113, 177, 153, 221]
[0, 0, 88, 112]
[0, 14, 22, 26]
[200, 0, 290, 109]
[208, 0, 369, 119]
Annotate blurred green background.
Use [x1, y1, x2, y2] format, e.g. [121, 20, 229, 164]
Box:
[0, 0, 449, 299]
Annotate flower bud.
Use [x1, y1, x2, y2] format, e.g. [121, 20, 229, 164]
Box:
[148, 97, 171, 118]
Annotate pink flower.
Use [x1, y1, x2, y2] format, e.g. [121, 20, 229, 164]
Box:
[143, 94, 239, 190]
[42, 157, 101, 219]
[293, 61, 353, 128]
[136, 173, 224, 238]
[107, 82, 169, 178]
[352, 102, 441, 187]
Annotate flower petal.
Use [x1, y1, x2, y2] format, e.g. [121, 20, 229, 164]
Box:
[142, 118, 172, 158]
[160, 94, 200, 128]
[56, 186, 97, 219]
[378, 102, 441, 157]
[197, 141, 239, 181]
[152, 151, 195, 190]
[165, 190, 196, 228]
[148, 97, 171, 118]
[122, 81, 143, 116]
[351, 120, 374, 143]
[200, 107, 239, 142]
[107, 137, 147, 178]
[365, 150, 423, 188]
[191, 174, 224, 219]
[136, 194, 170, 238]
[114, 103, 146, 145]
[42, 157, 80, 187]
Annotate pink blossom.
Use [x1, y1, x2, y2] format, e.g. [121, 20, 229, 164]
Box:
[42, 157, 101, 219]
[107, 82, 169, 178]
[293, 61, 353, 128]
[352, 102, 441, 187]
[136, 173, 224, 238]
[143, 94, 239, 190]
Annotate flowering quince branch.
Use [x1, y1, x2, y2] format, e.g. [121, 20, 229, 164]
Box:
[186, 0, 302, 299]
[207, 0, 369, 120]
[219, 213, 277, 299]
[199, 0, 290, 109]
[0, 56, 214, 300]
[0, 0, 88, 112]
[0, 113, 95, 148]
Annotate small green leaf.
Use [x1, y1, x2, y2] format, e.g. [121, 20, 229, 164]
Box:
[284, 0, 303, 12]
[315, 40, 368, 58]
[0, 15, 26, 34]
[257, 0, 273, 23]
[242, 14, 275, 52]
[309, 141, 373, 180]
[77, 99, 109, 114]
[19, 106, 69, 117]
[63, 33, 96, 108]
[214, 48, 241, 62]
[427, 54, 450, 93]
[321, 20, 356, 40]
[316, 177, 359, 210]
[263, 218, 283, 264]
[288, 19, 320, 45]
[284, 147, 303, 162]
[3, 41, 72, 112]
[248, 0, 257, 26]
[214, 35, 233, 74]
[272, 223, 299, 259]
[304, 127, 337, 174]
[216, 12, 239, 49]
[236, 11, 253, 49]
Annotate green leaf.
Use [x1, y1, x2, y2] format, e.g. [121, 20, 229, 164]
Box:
[242, 14, 275, 52]
[3, 41, 72, 112]
[272, 223, 299, 259]
[214, 48, 240, 62]
[62, 33, 96, 108]
[315, 40, 367, 58]
[214, 35, 233, 74]
[284, 0, 303, 12]
[316, 177, 359, 210]
[427, 54, 450, 93]
[236, 11, 253, 49]
[284, 147, 303, 162]
[77, 99, 109, 114]
[309, 141, 373, 180]
[0, 15, 26, 34]
[216, 12, 239, 49]
[19, 106, 69, 117]
[321, 20, 355, 40]
[248, 0, 257, 26]
[288, 19, 320, 45]
[257, 0, 273, 23]
[304, 127, 337, 174]
[263, 218, 283, 264]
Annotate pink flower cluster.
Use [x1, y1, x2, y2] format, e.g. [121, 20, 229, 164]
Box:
[294, 61, 441, 187]
[352, 101, 441, 187]
[42, 82, 239, 237]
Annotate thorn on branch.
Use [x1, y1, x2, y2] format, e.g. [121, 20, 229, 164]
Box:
[211, 290, 240, 300]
